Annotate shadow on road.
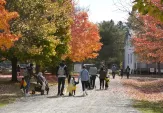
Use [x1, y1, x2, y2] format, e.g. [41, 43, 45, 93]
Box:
[47, 95, 86, 98]
[47, 96, 60, 98]
[74, 95, 85, 97]
[95, 89, 105, 91]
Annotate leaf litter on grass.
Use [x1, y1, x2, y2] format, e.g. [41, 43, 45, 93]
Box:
[121, 77, 163, 113]
[0, 73, 57, 107]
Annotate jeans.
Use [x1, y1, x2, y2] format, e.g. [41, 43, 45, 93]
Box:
[81, 81, 87, 91]
[26, 80, 30, 93]
[58, 77, 66, 95]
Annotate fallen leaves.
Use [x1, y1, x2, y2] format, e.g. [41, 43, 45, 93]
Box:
[121, 77, 163, 102]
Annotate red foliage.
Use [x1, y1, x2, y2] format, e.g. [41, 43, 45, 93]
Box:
[132, 0, 163, 63]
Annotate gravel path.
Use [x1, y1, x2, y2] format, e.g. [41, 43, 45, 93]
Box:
[0, 76, 140, 113]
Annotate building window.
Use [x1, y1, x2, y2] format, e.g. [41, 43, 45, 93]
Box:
[130, 53, 132, 64]
[128, 54, 129, 64]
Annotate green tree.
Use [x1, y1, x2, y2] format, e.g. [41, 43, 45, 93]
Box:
[1, 0, 73, 81]
[97, 20, 127, 67]
[133, 0, 163, 21]
[127, 11, 144, 34]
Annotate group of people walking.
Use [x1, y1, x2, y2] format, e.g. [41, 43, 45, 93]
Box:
[112, 64, 131, 79]
[19, 63, 49, 96]
[19, 63, 34, 96]
[19, 61, 131, 97]
[56, 61, 110, 96]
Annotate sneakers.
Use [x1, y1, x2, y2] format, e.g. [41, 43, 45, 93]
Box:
[25, 93, 30, 97]
[83, 92, 85, 96]
[57, 93, 60, 96]
[20, 89, 24, 93]
[85, 91, 88, 95]
[83, 91, 88, 96]
[60, 93, 64, 96]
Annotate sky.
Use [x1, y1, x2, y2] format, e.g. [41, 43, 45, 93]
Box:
[78, 0, 132, 23]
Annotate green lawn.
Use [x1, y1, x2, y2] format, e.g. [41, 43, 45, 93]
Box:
[0, 103, 6, 107]
[0, 97, 16, 108]
[133, 100, 163, 113]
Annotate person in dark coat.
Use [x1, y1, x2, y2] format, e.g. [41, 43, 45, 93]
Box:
[120, 68, 123, 79]
[17, 65, 20, 76]
[126, 66, 130, 79]
[111, 64, 116, 79]
[99, 67, 107, 89]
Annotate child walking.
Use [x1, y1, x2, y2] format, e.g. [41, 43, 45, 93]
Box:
[105, 76, 110, 90]
[20, 77, 27, 95]
[67, 76, 78, 96]
[71, 77, 79, 95]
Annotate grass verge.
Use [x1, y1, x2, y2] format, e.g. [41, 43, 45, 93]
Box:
[121, 76, 163, 113]
[133, 100, 163, 113]
[0, 81, 22, 108]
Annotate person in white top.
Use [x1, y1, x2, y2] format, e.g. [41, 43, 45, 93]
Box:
[56, 61, 68, 96]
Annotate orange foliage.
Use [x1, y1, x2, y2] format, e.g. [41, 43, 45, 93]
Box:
[68, 11, 102, 62]
[132, 0, 163, 63]
[0, 0, 19, 50]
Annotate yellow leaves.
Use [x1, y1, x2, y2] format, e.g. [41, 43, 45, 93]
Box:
[28, 45, 43, 55]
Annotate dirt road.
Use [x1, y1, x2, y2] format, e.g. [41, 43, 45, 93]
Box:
[0, 77, 140, 113]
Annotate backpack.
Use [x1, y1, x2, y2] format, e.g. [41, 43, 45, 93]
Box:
[58, 66, 65, 76]
[126, 68, 130, 73]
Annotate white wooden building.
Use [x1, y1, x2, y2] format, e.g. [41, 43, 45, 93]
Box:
[124, 30, 136, 74]
[124, 29, 163, 74]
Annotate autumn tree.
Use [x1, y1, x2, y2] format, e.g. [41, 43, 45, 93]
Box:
[0, 0, 19, 50]
[132, 14, 163, 75]
[132, 0, 163, 75]
[2, 0, 73, 81]
[133, 0, 163, 21]
[67, 11, 102, 62]
[0, 0, 19, 81]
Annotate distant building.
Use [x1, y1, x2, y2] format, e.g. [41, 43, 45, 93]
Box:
[124, 30, 135, 74]
[124, 29, 163, 74]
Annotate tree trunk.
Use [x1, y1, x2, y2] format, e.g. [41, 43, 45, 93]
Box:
[65, 58, 74, 75]
[157, 62, 161, 75]
[11, 57, 18, 82]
